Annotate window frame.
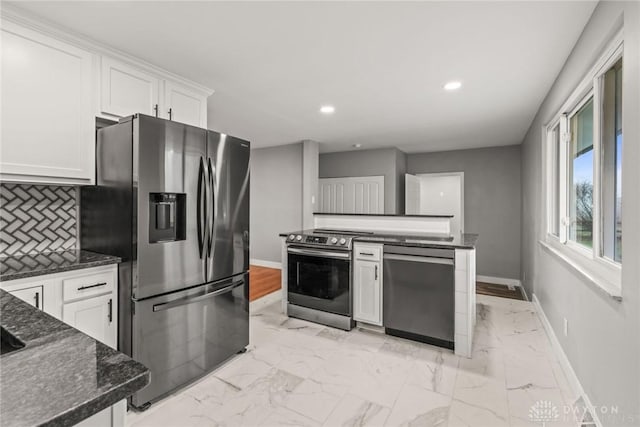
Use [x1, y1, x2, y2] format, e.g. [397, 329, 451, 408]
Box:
[543, 31, 623, 294]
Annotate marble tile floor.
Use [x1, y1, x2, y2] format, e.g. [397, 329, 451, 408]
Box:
[126, 295, 584, 427]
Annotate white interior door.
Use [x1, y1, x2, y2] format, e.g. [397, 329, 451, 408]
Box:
[405, 174, 421, 214]
[318, 176, 384, 214]
[417, 173, 464, 236]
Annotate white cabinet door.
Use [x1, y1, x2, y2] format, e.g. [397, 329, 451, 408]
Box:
[353, 259, 382, 326]
[63, 293, 116, 348]
[1, 20, 94, 184]
[101, 57, 160, 118]
[164, 80, 208, 128]
[9, 285, 44, 310]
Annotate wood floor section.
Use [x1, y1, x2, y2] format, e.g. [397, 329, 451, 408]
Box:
[248, 266, 525, 302]
[249, 265, 281, 302]
[476, 281, 526, 300]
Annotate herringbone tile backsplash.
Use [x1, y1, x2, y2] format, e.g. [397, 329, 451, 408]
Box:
[0, 183, 77, 257]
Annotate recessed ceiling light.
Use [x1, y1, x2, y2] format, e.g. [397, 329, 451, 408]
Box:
[444, 81, 462, 91]
[353, 144, 362, 148]
[320, 105, 335, 114]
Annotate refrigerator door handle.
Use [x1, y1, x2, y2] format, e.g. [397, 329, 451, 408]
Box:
[207, 157, 215, 258]
[152, 278, 244, 312]
[197, 156, 206, 259]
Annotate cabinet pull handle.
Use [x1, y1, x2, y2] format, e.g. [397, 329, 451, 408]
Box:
[108, 298, 113, 323]
[375, 265, 378, 280]
[168, 108, 173, 120]
[77, 282, 107, 291]
[34, 292, 40, 309]
[360, 252, 374, 256]
[153, 104, 159, 117]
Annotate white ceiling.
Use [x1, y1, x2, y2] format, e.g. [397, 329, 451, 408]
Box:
[9, 1, 597, 153]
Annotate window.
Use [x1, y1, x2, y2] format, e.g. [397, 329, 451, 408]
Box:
[544, 37, 622, 290]
[601, 58, 623, 262]
[548, 124, 561, 237]
[568, 97, 594, 248]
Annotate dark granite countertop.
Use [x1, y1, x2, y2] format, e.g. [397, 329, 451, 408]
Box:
[313, 212, 454, 218]
[280, 229, 478, 249]
[0, 290, 149, 427]
[0, 250, 121, 282]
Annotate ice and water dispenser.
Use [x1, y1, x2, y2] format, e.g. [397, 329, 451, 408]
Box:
[149, 193, 186, 243]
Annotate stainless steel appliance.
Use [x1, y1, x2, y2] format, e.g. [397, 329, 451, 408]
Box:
[80, 114, 250, 409]
[383, 245, 455, 349]
[285, 230, 358, 331]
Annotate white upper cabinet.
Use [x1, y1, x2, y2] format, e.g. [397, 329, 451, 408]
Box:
[1, 19, 94, 185]
[101, 57, 160, 118]
[164, 80, 208, 128]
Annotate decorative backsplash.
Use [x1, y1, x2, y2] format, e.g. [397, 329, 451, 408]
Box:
[0, 183, 77, 257]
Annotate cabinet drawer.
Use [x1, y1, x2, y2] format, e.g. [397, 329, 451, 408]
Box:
[354, 244, 382, 261]
[63, 271, 115, 302]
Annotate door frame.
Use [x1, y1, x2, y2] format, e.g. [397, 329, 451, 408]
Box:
[415, 172, 464, 233]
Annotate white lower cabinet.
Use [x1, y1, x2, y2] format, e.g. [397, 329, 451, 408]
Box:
[63, 293, 116, 349]
[0, 264, 124, 427]
[353, 243, 383, 326]
[8, 284, 44, 310]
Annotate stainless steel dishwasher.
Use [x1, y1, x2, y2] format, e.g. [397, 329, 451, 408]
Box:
[383, 245, 455, 349]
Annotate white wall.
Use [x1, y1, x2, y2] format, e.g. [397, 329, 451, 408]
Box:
[521, 2, 640, 424]
[418, 173, 463, 237]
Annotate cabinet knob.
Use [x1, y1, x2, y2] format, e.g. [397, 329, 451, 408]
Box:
[153, 104, 159, 117]
[168, 108, 173, 120]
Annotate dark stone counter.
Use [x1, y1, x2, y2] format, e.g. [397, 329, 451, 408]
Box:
[0, 250, 120, 282]
[0, 289, 149, 427]
[280, 229, 478, 250]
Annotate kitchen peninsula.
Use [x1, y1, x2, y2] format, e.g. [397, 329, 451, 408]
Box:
[280, 213, 477, 358]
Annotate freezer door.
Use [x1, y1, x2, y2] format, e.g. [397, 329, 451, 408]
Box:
[135, 116, 207, 299]
[131, 273, 249, 407]
[206, 131, 250, 283]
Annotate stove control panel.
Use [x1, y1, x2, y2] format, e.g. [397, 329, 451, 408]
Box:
[305, 236, 327, 244]
[286, 231, 353, 248]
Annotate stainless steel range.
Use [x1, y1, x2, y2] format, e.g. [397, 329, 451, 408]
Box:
[285, 229, 366, 330]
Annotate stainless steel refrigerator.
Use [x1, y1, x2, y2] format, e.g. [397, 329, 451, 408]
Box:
[80, 114, 250, 409]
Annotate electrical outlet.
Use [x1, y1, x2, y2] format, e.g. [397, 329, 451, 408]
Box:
[563, 318, 569, 336]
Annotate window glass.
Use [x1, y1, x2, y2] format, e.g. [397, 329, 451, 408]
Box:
[601, 58, 622, 262]
[569, 98, 594, 248]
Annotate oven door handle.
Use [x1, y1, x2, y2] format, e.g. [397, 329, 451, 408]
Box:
[287, 247, 351, 260]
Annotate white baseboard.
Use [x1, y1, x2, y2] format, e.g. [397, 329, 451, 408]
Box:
[476, 275, 522, 287]
[250, 259, 282, 269]
[249, 289, 282, 312]
[532, 294, 601, 427]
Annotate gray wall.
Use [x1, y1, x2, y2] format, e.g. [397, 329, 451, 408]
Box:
[407, 145, 521, 280]
[250, 143, 303, 263]
[521, 2, 640, 423]
[319, 148, 404, 214]
[395, 150, 407, 214]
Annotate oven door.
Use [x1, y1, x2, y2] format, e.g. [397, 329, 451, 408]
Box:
[287, 246, 351, 316]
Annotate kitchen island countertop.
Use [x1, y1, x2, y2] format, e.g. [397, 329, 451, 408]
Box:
[0, 289, 149, 427]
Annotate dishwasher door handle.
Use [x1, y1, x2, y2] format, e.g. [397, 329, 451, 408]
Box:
[383, 253, 454, 265]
